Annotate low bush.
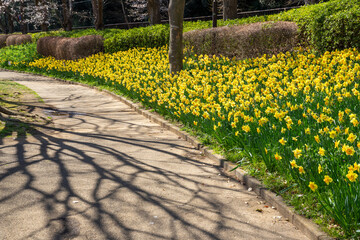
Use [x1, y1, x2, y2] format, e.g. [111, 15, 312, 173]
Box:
[30, 31, 62, 43]
[185, 0, 360, 52]
[104, 24, 169, 53]
[309, 0, 360, 52]
[0, 43, 39, 68]
[183, 14, 275, 32]
[276, 0, 360, 52]
[37, 35, 104, 60]
[0, 35, 9, 48]
[30, 26, 168, 54]
[6, 34, 32, 46]
[184, 21, 300, 59]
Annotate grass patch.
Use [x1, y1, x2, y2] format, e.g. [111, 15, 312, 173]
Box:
[0, 80, 47, 138]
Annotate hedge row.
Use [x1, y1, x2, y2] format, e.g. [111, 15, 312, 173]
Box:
[184, 21, 299, 60]
[30, 25, 169, 54]
[37, 35, 104, 60]
[8, 0, 360, 54]
[0, 34, 32, 48]
[277, 0, 360, 52]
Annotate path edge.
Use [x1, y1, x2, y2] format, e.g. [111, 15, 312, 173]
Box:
[0, 68, 333, 240]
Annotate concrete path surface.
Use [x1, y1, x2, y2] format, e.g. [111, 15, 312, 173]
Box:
[0, 71, 309, 240]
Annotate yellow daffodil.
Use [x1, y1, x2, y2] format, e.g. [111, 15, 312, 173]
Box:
[318, 147, 326, 156]
[293, 148, 302, 159]
[279, 137, 287, 145]
[290, 160, 298, 169]
[274, 153, 282, 161]
[309, 182, 318, 191]
[318, 164, 322, 174]
[342, 144, 355, 156]
[323, 175, 333, 185]
[347, 133, 357, 143]
[346, 170, 358, 182]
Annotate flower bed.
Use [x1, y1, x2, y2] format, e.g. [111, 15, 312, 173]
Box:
[27, 46, 360, 236]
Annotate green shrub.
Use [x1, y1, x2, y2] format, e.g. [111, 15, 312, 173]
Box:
[183, 14, 275, 32]
[309, 0, 360, 52]
[30, 31, 62, 43]
[184, 21, 300, 60]
[276, 0, 360, 52]
[0, 43, 39, 68]
[104, 24, 169, 53]
[28, 0, 360, 54]
[185, 0, 360, 52]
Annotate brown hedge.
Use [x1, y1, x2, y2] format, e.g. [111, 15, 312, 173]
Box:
[0, 35, 9, 48]
[37, 35, 104, 60]
[184, 21, 301, 60]
[6, 35, 32, 46]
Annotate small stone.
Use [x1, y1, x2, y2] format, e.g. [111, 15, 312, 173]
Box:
[247, 187, 253, 192]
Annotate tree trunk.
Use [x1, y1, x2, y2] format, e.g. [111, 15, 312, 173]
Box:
[62, 0, 72, 31]
[0, 15, 6, 33]
[41, 23, 48, 32]
[19, 0, 28, 34]
[38, 0, 49, 31]
[223, 0, 237, 20]
[168, 0, 185, 75]
[92, 0, 104, 30]
[7, 12, 14, 33]
[148, 0, 161, 25]
[120, 0, 129, 29]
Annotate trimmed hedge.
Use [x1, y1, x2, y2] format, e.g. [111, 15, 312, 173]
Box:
[37, 35, 104, 60]
[276, 0, 360, 52]
[309, 0, 360, 52]
[0, 35, 8, 48]
[184, 21, 300, 59]
[104, 24, 169, 53]
[6, 34, 32, 46]
[30, 25, 168, 54]
[25, 0, 360, 54]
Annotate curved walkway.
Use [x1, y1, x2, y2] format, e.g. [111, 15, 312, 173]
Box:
[0, 71, 308, 240]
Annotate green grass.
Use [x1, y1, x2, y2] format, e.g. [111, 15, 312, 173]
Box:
[0, 80, 45, 138]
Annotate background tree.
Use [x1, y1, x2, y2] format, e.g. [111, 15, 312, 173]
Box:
[0, 0, 20, 33]
[125, 0, 168, 22]
[92, 0, 104, 30]
[0, 1, 9, 33]
[34, 0, 52, 31]
[148, 0, 161, 25]
[168, 0, 185, 74]
[61, 0, 73, 31]
[223, 0, 237, 20]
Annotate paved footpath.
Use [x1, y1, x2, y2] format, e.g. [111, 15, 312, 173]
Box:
[0, 71, 309, 240]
